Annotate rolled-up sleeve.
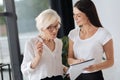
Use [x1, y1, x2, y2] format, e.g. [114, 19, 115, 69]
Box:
[21, 40, 35, 76]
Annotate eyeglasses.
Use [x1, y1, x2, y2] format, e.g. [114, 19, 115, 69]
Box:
[46, 22, 66, 32]
[47, 23, 60, 32]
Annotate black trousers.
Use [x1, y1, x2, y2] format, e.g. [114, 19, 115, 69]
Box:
[41, 75, 63, 80]
[75, 70, 104, 80]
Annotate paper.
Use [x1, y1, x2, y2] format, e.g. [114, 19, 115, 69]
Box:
[66, 58, 95, 80]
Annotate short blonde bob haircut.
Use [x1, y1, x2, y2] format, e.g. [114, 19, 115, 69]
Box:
[35, 9, 61, 33]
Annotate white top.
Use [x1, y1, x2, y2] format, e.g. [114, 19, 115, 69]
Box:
[68, 27, 112, 73]
[21, 36, 63, 80]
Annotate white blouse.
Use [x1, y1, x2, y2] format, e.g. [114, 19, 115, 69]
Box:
[21, 36, 63, 80]
[68, 27, 112, 73]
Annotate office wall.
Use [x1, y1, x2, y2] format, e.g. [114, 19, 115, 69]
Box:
[93, 0, 120, 80]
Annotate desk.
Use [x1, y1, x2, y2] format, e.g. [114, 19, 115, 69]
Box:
[0, 63, 11, 80]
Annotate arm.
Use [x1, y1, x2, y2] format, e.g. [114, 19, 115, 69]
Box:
[63, 65, 68, 73]
[21, 40, 43, 76]
[68, 39, 84, 65]
[30, 40, 43, 69]
[85, 39, 114, 71]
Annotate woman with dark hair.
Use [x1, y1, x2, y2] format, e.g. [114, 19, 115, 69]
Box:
[68, 0, 114, 80]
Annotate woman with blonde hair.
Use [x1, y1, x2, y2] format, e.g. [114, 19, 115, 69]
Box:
[21, 9, 67, 80]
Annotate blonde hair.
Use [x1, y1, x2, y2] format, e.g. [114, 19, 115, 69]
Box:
[35, 9, 61, 34]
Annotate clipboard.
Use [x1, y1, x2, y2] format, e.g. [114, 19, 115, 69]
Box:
[65, 58, 95, 80]
[70, 58, 94, 66]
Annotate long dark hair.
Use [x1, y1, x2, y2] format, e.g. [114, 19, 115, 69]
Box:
[74, 0, 102, 27]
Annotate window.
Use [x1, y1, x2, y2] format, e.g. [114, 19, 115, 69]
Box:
[0, 0, 12, 80]
[15, 0, 50, 54]
[0, 0, 10, 66]
[14, 0, 50, 79]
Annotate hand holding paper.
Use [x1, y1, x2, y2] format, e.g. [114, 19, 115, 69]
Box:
[66, 58, 95, 80]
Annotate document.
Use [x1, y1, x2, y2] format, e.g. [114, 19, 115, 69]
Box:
[66, 58, 95, 80]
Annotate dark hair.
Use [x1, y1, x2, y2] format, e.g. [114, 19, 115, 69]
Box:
[74, 0, 102, 27]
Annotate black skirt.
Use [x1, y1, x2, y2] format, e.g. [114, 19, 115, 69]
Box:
[41, 75, 63, 80]
[75, 70, 104, 80]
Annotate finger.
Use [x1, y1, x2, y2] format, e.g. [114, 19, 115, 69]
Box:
[35, 40, 39, 44]
[79, 58, 85, 63]
[38, 46, 43, 50]
[37, 42, 43, 47]
[81, 58, 85, 62]
[37, 44, 43, 49]
[38, 49, 43, 55]
[38, 46, 43, 51]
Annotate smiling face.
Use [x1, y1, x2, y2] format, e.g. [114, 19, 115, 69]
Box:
[73, 7, 89, 26]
